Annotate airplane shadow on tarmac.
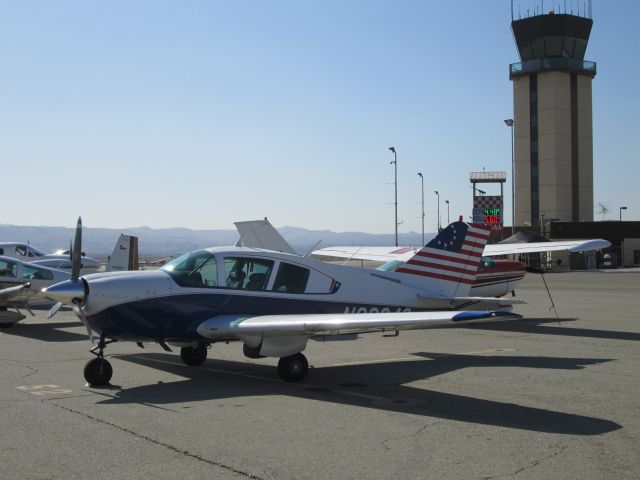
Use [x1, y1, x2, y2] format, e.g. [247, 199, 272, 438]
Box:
[2, 320, 88, 342]
[100, 351, 621, 436]
[468, 317, 640, 342]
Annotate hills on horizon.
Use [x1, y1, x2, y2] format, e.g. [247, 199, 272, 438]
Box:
[0, 223, 430, 259]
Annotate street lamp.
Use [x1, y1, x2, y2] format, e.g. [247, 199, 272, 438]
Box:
[434, 190, 440, 231]
[389, 147, 398, 246]
[504, 118, 515, 232]
[417, 173, 425, 245]
[445, 200, 450, 225]
[620, 206, 628, 221]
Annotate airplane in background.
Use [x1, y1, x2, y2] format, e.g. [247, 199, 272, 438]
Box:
[0, 225, 139, 327]
[311, 231, 611, 298]
[42, 219, 523, 387]
[233, 218, 609, 298]
[0, 242, 102, 271]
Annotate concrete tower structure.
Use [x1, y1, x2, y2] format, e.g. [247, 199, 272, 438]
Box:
[509, 2, 596, 227]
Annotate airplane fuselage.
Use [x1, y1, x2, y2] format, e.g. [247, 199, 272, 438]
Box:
[73, 246, 511, 343]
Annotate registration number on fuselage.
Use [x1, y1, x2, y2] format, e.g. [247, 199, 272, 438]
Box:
[344, 306, 412, 313]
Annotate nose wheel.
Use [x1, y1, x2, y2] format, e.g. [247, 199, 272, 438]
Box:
[84, 335, 115, 387]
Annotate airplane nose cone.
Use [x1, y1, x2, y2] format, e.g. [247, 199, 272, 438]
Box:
[42, 279, 87, 305]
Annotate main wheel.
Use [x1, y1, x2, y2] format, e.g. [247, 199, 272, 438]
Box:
[277, 353, 309, 382]
[84, 357, 113, 387]
[180, 343, 208, 366]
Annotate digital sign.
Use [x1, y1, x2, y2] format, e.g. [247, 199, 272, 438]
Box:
[472, 196, 503, 228]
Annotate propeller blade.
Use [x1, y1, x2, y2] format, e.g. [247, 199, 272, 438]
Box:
[47, 302, 63, 319]
[71, 217, 82, 281]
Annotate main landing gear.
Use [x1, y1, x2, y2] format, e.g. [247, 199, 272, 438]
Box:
[277, 353, 309, 382]
[84, 335, 114, 387]
[180, 343, 208, 366]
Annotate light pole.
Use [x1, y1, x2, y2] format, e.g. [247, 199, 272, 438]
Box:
[417, 173, 425, 245]
[504, 119, 515, 232]
[389, 147, 398, 246]
[434, 190, 440, 232]
[445, 200, 450, 225]
[619, 206, 628, 221]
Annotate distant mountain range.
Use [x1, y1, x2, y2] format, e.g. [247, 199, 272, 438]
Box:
[0, 223, 429, 259]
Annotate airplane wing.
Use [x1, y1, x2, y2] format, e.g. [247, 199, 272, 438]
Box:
[311, 246, 418, 263]
[0, 283, 31, 303]
[234, 219, 297, 254]
[196, 310, 521, 339]
[483, 239, 611, 256]
[314, 239, 611, 262]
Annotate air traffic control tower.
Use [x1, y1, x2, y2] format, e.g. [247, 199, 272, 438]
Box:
[509, 1, 596, 227]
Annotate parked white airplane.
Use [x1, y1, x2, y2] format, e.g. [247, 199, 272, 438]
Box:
[235, 218, 610, 298]
[42, 219, 523, 387]
[0, 242, 101, 271]
[0, 221, 138, 327]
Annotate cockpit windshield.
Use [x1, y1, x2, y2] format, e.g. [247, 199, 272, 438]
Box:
[161, 250, 218, 288]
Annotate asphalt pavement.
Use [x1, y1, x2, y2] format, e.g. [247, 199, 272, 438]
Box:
[1, 270, 639, 479]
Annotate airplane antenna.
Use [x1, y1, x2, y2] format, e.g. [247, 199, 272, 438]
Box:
[303, 240, 322, 258]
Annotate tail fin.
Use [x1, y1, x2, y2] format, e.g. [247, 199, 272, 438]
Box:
[395, 222, 491, 297]
[106, 234, 139, 271]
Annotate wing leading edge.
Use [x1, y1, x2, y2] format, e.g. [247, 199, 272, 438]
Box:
[196, 310, 521, 339]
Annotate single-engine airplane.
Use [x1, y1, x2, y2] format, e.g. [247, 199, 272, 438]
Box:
[233, 218, 608, 298]
[0, 227, 139, 327]
[43, 218, 523, 387]
[0, 242, 101, 271]
[311, 233, 610, 298]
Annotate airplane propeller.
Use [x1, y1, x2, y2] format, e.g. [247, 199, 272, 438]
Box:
[44, 217, 88, 319]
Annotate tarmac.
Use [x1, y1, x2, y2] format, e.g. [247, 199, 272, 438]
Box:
[1, 270, 639, 479]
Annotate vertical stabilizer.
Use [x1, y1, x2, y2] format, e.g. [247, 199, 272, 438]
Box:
[395, 222, 491, 297]
[106, 235, 139, 271]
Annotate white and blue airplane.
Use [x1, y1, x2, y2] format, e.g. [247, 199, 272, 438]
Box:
[43, 218, 523, 387]
[0, 226, 138, 327]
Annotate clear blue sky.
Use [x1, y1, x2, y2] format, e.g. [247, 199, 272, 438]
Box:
[1, 0, 638, 233]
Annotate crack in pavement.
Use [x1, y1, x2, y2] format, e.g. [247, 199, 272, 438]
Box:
[0, 358, 39, 379]
[481, 442, 568, 479]
[380, 420, 446, 451]
[48, 401, 266, 480]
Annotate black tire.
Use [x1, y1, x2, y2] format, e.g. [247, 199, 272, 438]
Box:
[180, 344, 208, 366]
[84, 357, 113, 387]
[277, 353, 309, 382]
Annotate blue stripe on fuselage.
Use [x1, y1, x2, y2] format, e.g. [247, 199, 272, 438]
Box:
[83, 292, 419, 341]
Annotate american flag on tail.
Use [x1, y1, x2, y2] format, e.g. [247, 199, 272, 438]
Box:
[395, 222, 491, 285]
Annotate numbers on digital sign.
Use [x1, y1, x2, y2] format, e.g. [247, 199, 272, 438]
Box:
[483, 208, 501, 216]
[484, 215, 501, 224]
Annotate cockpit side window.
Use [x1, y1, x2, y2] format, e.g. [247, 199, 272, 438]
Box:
[0, 259, 17, 277]
[15, 245, 28, 257]
[224, 257, 274, 291]
[22, 264, 54, 281]
[161, 250, 217, 288]
[272, 262, 310, 293]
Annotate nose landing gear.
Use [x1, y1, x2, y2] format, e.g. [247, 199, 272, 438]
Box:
[84, 335, 115, 387]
